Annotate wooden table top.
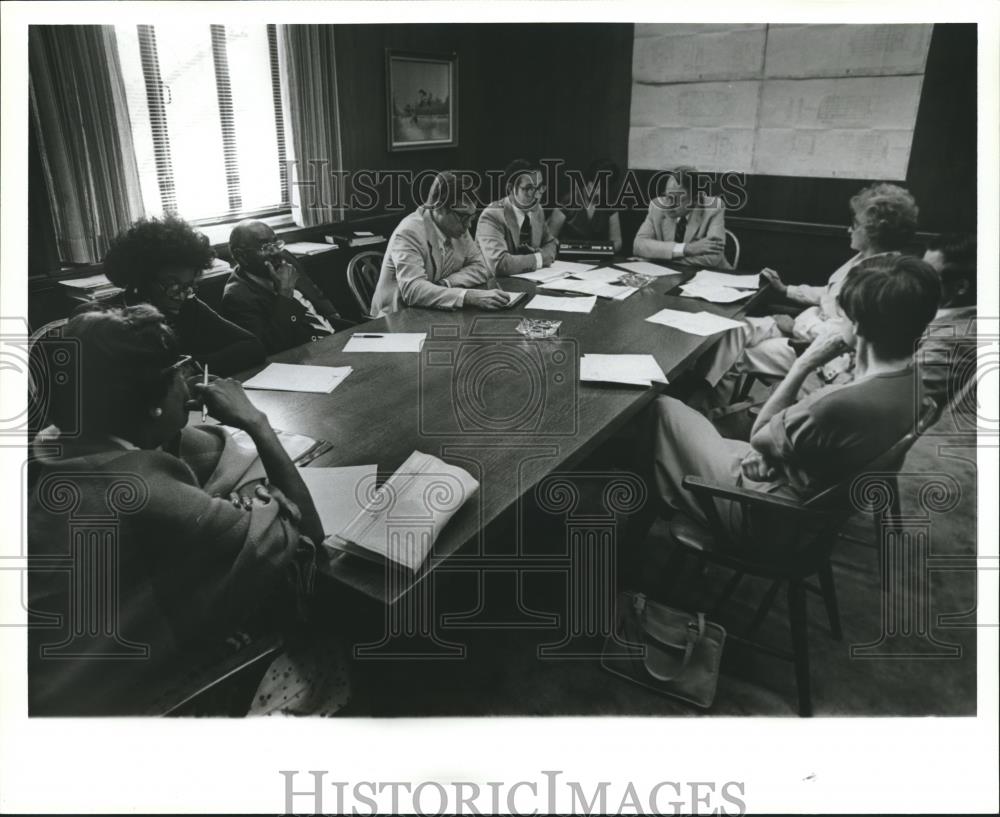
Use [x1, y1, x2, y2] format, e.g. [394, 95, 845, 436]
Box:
[238, 260, 766, 603]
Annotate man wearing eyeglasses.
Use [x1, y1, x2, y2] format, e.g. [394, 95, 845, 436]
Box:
[222, 220, 348, 354]
[370, 171, 508, 318]
[632, 166, 730, 270]
[476, 159, 559, 277]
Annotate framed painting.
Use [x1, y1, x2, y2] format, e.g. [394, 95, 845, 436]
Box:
[386, 50, 458, 151]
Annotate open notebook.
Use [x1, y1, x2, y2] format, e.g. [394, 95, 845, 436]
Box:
[326, 451, 479, 573]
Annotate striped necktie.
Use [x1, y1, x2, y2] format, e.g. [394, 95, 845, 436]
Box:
[292, 289, 333, 336]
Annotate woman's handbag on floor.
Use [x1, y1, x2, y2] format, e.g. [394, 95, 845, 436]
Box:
[601, 591, 726, 709]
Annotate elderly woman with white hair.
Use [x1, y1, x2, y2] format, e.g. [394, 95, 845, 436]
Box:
[700, 182, 920, 390]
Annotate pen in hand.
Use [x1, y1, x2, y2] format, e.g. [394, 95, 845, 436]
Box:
[201, 365, 209, 422]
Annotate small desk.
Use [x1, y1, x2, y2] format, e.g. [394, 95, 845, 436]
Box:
[237, 260, 765, 604]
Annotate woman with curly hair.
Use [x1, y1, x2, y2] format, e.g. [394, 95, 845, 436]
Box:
[100, 215, 265, 375]
[699, 182, 920, 390]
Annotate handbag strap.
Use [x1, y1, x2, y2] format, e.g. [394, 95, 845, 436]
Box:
[632, 594, 705, 683]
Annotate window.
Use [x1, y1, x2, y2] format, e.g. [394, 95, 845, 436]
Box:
[114, 24, 289, 224]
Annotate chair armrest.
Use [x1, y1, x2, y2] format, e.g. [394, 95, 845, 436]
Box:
[682, 475, 813, 514]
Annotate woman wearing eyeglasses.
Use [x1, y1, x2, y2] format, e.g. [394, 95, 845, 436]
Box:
[100, 215, 265, 375]
[28, 305, 348, 716]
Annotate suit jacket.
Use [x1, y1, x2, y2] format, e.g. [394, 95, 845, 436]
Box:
[220, 255, 345, 355]
[370, 207, 490, 318]
[632, 195, 730, 269]
[476, 197, 559, 277]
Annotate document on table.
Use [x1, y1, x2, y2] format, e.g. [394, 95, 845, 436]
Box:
[646, 308, 745, 336]
[612, 260, 676, 277]
[242, 362, 353, 393]
[499, 291, 527, 308]
[285, 241, 337, 256]
[571, 267, 631, 284]
[538, 278, 637, 299]
[525, 294, 598, 314]
[690, 269, 761, 289]
[679, 282, 754, 303]
[343, 332, 426, 353]
[511, 267, 572, 283]
[299, 464, 378, 539]
[580, 354, 668, 387]
[547, 260, 601, 276]
[328, 451, 479, 573]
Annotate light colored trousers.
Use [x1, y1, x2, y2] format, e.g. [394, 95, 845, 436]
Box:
[701, 316, 797, 388]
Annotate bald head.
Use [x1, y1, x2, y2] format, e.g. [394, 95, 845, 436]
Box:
[229, 219, 282, 277]
[229, 219, 275, 252]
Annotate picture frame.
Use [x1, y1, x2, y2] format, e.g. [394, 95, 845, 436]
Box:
[385, 50, 458, 151]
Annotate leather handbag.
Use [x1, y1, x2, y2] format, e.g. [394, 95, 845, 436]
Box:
[601, 591, 726, 709]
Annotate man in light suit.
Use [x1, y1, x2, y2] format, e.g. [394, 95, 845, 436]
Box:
[476, 159, 559, 277]
[370, 171, 510, 318]
[632, 166, 730, 269]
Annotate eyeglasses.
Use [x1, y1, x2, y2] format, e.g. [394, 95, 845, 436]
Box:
[155, 280, 199, 299]
[257, 239, 286, 256]
[518, 183, 546, 196]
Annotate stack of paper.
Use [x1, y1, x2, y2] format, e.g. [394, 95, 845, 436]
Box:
[511, 268, 572, 283]
[572, 267, 631, 284]
[328, 451, 479, 572]
[343, 332, 426, 353]
[690, 270, 761, 290]
[285, 241, 337, 256]
[298, 464, 378, 538]
[525, 294, 598, 314]
[538, 278, 637, 300]
[646, 308, 745, 336]
[243, 362, 353, 393]
[580, 354, 668, 387]
[679, 282, 754, 303]
[613, 260, 675, 278]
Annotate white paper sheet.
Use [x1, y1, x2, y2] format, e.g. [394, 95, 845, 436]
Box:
[538, 278, 637, 299]
[285, 241, 337, 256]
[343, 333, 426, 353]
[613, 260, 676, 278]
[680, 282, 754, 303]
[299, 464, 378, 539]
[500, 291, 527, 308]
[524, 295, 598, 314]
[690, 270, 761, 289]
[511, 268, 572, 283]
[547, 260, 602, 276]
[331, 451, 479, 572]
[645, 308, 745, 336]
[242, 363, 353, 393]
[571, 267, 631, 284]
[580, 354, 668, 387]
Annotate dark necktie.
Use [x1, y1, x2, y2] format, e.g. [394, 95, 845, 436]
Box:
[519, 213, 532, 247]
[674, 214, 688, 244]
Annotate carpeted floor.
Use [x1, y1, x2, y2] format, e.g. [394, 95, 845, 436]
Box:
[345, 407, 979, 718]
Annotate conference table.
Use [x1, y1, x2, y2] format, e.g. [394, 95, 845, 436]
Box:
[239, 260, 767, 618]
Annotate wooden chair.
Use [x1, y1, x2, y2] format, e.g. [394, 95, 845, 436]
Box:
[662, 399, 936, 716]
[724, 229, 741, 269]
[345, 250, 384, 320]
